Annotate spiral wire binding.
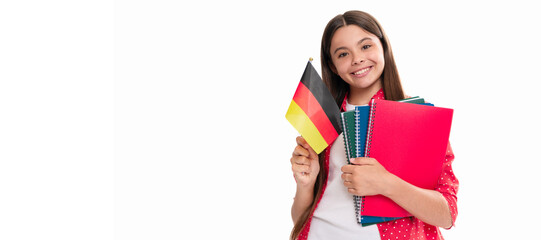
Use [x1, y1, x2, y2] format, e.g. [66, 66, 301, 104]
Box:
[341, 112, 351, 165]
[359, 100, 377, 221]
[353, 107, 362, 223]
[365, 100, 377, 158]
[341, 112, 363, 223]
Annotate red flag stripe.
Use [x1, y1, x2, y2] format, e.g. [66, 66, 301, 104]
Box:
[292, 81, 339, 144]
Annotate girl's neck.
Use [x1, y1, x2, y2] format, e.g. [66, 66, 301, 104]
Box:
[348, 80, 382, 105]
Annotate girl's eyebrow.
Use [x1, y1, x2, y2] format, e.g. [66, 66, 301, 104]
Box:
[333, 37, 372, 55]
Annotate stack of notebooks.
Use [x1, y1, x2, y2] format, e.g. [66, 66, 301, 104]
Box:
[339, 97, 453, 226]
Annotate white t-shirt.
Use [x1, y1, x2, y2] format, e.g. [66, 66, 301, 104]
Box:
[307, 101, 380, 240]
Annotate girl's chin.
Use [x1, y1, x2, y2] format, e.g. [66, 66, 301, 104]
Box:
[349, 80, 379, 90]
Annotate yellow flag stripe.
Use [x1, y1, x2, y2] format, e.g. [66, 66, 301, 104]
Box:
[285, 100, 328, 154]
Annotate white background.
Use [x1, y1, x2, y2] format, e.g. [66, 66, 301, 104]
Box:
[1, 0, 540, 239]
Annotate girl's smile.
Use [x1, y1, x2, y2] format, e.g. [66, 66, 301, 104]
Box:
[351, 66, 372, 78]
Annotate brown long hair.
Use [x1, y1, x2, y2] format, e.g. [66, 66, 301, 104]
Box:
[290, 10, 405, 240]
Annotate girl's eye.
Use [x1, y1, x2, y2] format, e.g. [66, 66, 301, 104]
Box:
[362, 44, 372, 50]
[338, 52, 348, 58]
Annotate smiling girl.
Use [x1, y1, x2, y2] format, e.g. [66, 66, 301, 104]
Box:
[289, 11, 458, 240]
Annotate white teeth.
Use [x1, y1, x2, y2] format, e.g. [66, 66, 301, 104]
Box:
[354, 68, 369, 75]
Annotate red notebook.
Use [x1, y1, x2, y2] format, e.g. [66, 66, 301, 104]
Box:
[361, 99, 453, 218]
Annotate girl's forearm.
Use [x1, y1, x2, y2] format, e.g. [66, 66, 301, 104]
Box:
[291, 185, 314, 223]
[383, 174, 452, 228]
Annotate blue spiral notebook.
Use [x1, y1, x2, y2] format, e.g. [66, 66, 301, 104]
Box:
[353, 106, 402, 226]
[340, 108, 401, 226]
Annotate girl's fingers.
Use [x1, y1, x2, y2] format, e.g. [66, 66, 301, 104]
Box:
[349, 157, 377, 165]
[292, 164, 311, 174]
[306, 143, 318, 160]
[341, 172, 351, 182]
[296, 136, 317, 158]
[291, 153, 311, 166]
[292, 144, 309, 158]
[296, 136, 309, 148]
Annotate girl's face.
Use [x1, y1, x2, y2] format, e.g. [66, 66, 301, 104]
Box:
[330, 25, 385, 94]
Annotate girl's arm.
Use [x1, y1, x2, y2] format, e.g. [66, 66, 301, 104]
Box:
[383, 172, 452, 228]
[291, 183, 315, 223]
[342, 157, 452, 228]
[290, 136, 320, 223]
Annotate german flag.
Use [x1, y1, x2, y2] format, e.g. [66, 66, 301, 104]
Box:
[286, 60, 342, 154]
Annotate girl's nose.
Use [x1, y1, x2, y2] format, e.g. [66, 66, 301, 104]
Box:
[352, 52, 365, 65]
